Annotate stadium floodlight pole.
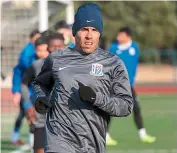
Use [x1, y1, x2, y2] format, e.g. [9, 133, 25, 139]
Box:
[38, 0, 48, 32]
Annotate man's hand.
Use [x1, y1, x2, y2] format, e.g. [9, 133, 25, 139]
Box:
[35, 97, 51, 114]
[12, 92, 21, 107]
[25, 106, 36, 125]
[78, 81, 96, 103]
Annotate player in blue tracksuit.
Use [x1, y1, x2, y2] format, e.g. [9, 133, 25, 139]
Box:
[11, 30, 40, 145]
[108, 27, 156, 144]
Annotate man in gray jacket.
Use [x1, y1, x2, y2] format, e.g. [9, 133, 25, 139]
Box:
[32, 3, 133, 153]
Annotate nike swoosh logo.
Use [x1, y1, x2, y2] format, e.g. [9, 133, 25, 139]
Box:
[87, 20, 94, 23]
[91, 97, 95, 100]
[59, 67, 68, 71]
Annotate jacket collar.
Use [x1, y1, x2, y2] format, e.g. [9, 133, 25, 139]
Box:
[118, 40, 132, 50]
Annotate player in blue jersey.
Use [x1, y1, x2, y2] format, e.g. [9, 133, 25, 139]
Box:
[108, 27, 156, 145]
[11, 30, 40, 145]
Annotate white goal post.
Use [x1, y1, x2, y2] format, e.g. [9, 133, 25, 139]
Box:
[38, 0, 74, 32]
[1, 0, 74, 32]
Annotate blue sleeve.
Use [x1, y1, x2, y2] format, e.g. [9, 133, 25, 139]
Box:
[12, 50, 26, 93]
[12, 45, 36, 93]
[19, 48, 34, 70]
[12, 64, 23, 93]
[132, 44, 139, 81]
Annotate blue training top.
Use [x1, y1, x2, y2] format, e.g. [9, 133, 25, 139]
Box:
[12, 42, 37, 93]
[109, 40, 139, 85]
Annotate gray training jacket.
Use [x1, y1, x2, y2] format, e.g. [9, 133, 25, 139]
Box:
[32, 47, 133, 153]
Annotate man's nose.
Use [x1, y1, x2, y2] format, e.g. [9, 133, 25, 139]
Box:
[85, 31, 92, 39]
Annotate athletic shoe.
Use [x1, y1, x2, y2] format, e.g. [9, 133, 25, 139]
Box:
[141, 135, 156, 143]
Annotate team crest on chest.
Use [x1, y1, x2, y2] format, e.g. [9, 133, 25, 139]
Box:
[90, 63, 103, 76]
[129, 47, 135, 56]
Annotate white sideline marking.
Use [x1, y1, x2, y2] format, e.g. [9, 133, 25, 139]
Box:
[10, 144, 31, 153]
[107, 149, 177, 153]
[9, 146, 177, 153]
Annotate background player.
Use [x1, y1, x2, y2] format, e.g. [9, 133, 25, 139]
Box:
[54, 20, 75, 48]
[11, 30, 40, 145]
[21, 33, 65, 153]
[108, 26, 156, 144]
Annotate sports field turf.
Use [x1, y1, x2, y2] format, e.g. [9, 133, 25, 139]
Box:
[1, 94, 177, 153]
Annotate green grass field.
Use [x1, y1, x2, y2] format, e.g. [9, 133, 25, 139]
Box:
[1, 94, 177, 153]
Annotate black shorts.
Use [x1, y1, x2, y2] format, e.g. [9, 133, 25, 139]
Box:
[34, 127, 45, 149]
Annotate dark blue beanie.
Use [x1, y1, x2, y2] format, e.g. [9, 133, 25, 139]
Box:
[72, 3, 103, 37]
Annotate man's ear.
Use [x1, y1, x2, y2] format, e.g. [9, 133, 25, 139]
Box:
[99, 33, 102, 40]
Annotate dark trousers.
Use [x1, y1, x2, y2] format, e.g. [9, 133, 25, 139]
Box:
[13, 99, 25, 132]
[131, 86, 144, 129]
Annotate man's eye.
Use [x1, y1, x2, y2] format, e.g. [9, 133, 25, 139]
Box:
[93, 29, 98, 32]
[81, 28, 87, 31]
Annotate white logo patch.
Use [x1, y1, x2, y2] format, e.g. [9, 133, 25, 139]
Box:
[87, 20, 94, 23]
[90, 63, 103, 76]
[129, 48, 135, 56]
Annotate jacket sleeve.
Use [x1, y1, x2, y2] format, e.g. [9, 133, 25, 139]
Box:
[131, 45, 139, 84]
[31, 55, 54, 103]
[21, 65, 35, 110]
[19, 48, 35, 70]
[12, 64, 23, 93]
[93, 58, 133, 117]
[12, 45, 35, 93]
